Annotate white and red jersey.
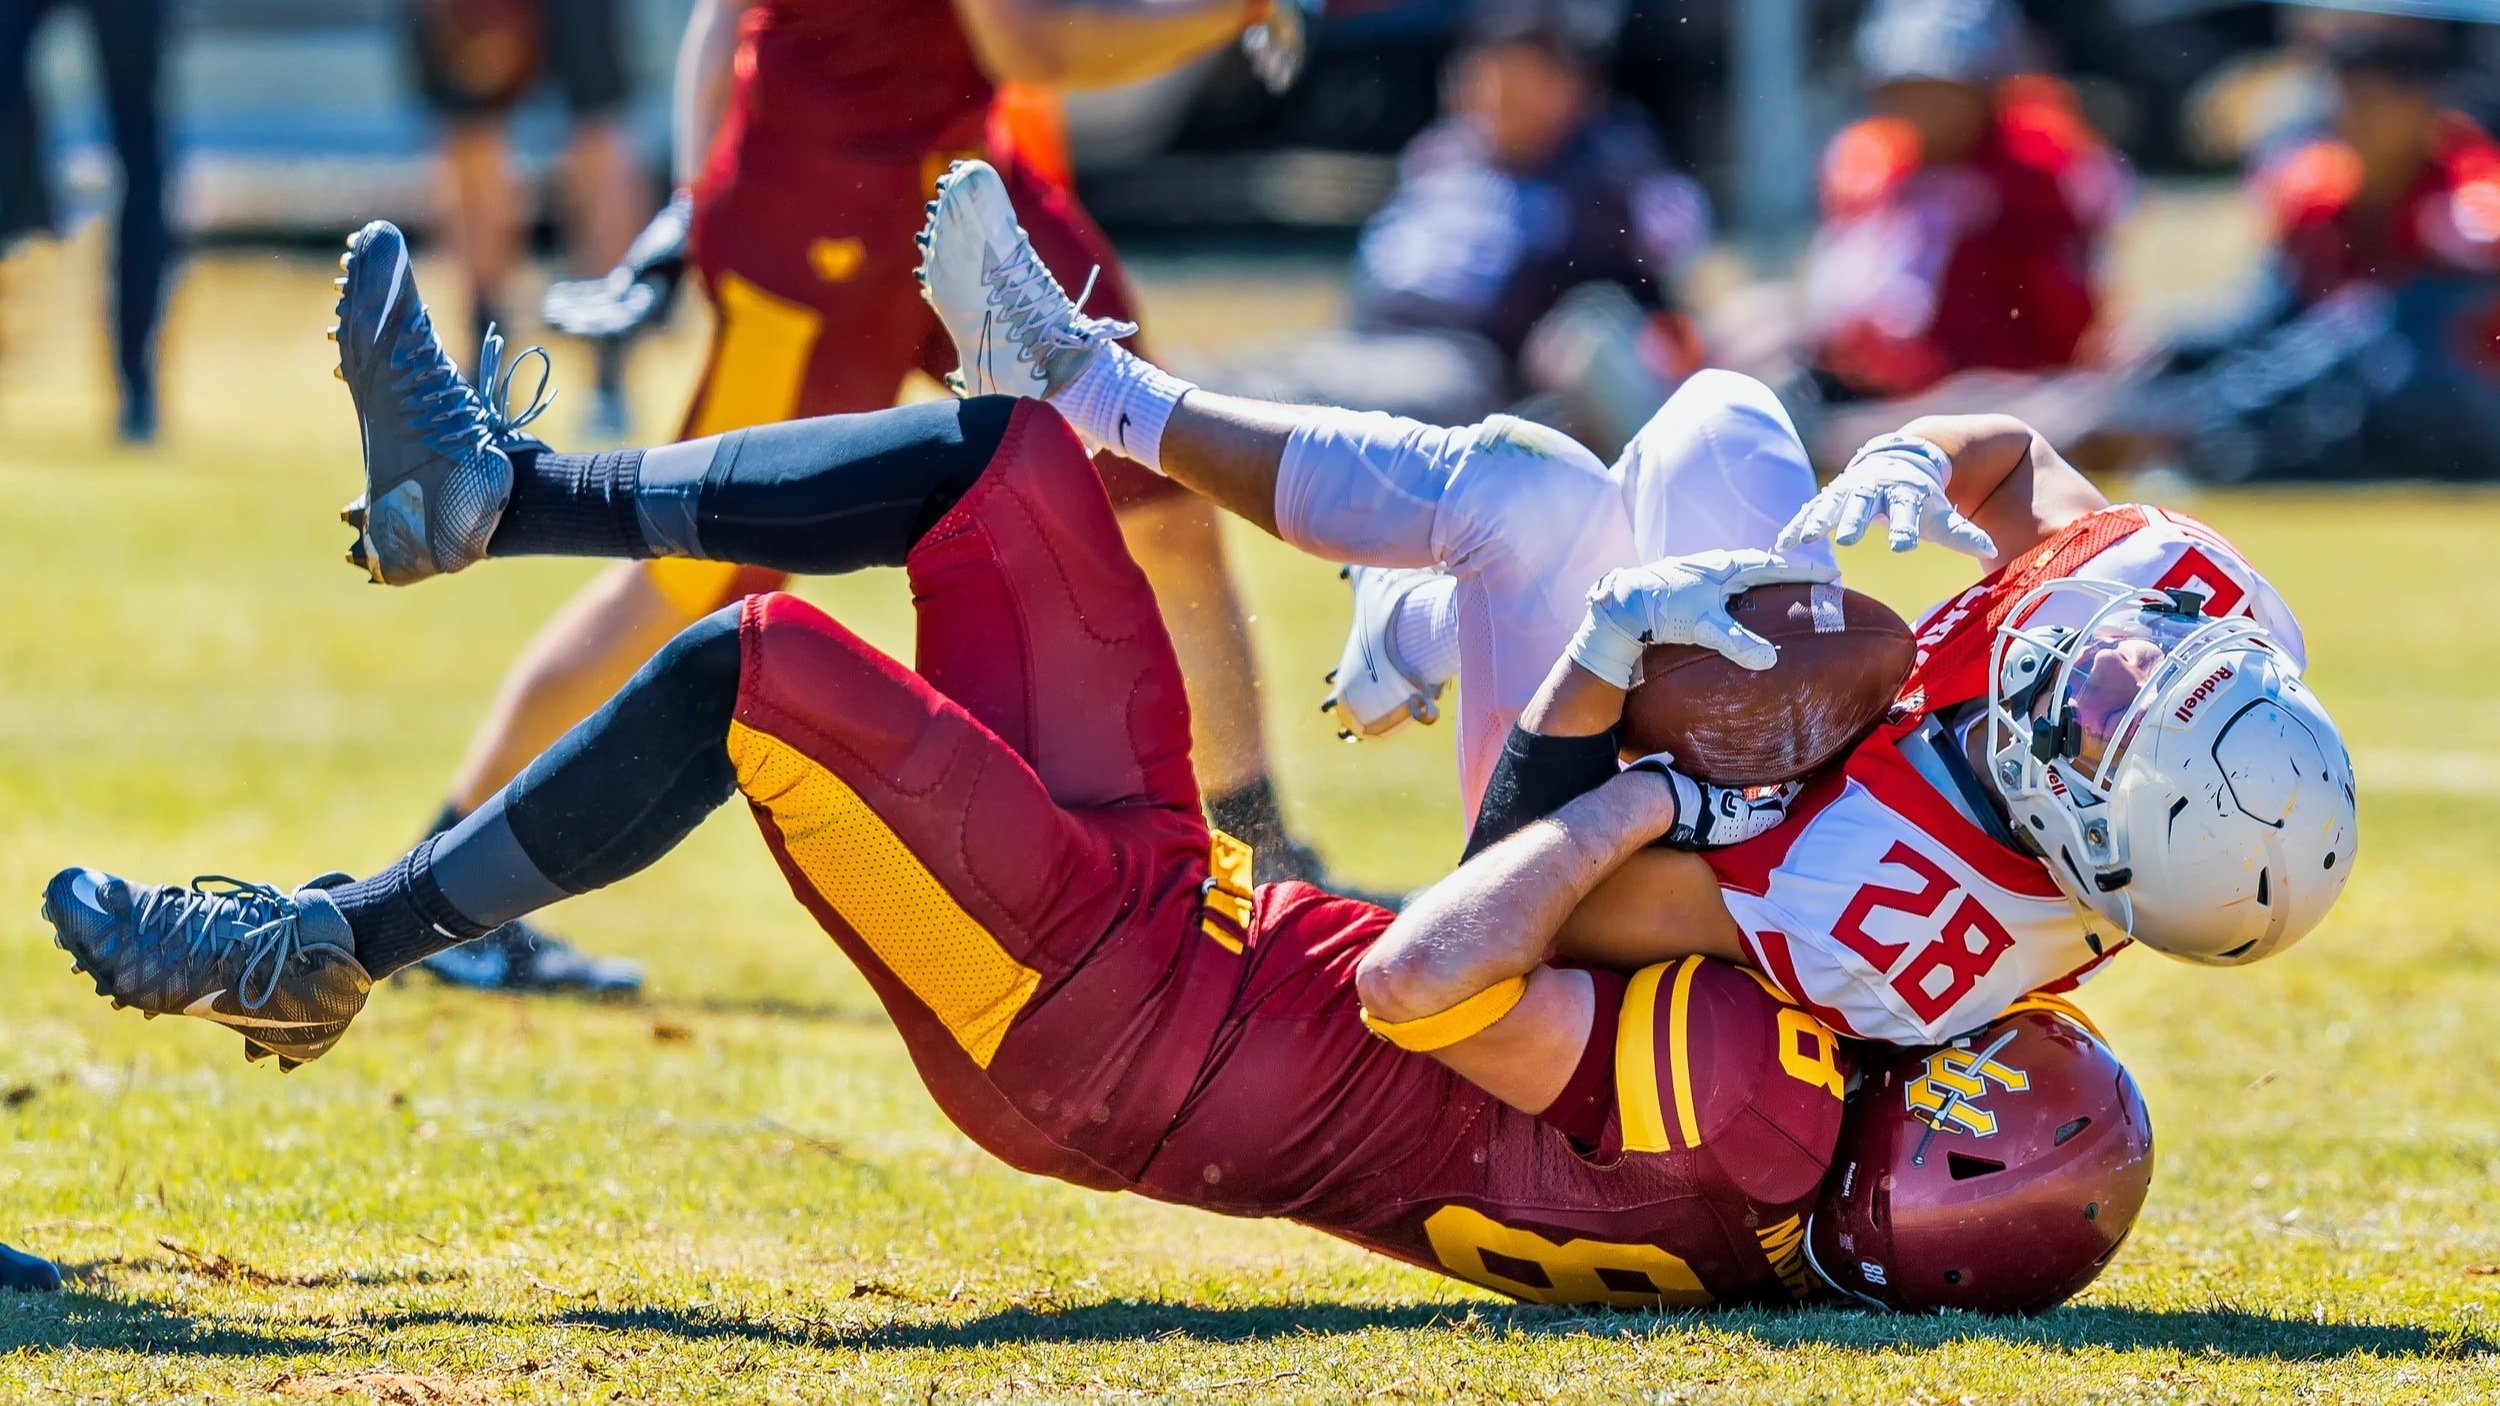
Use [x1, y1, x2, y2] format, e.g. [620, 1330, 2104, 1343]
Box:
[1705, 505, 2300, 1044]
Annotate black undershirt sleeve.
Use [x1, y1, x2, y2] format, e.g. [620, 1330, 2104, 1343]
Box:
[1462, 725, 1623, 861]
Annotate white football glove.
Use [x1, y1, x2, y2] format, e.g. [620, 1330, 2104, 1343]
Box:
[1776, 434, 1998, 559]
[1569, 549, 1841, 685]
[1626, 755, 1798, 851]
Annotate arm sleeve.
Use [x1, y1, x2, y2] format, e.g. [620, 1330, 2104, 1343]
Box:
[1462, 724, 1622, 861]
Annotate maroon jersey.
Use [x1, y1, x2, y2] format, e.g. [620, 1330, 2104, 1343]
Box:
[715, 0, 994, 182]
[1141, 885, 1854, 1307]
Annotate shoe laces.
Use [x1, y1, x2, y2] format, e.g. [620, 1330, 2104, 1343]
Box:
[384, 305, 495, 459]
[385, 313, 554, 459]
[475, 324, 556, 447]
[985, 236, 1138, 362]
[143, 877, 315, 1010]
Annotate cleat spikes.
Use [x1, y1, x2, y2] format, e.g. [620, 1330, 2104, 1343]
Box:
[1325, 669, 1339, 685]
[142, 1010, 158, 1020]
[325, 323, 340, 343]
[1338, 729, 1357, 743]
[334, 276, 348, 292]
[339, 250, 353, 272]
[332, 364, 347, 382]
[346, 539, 371, 573]
[1320, 696, 1337, 713]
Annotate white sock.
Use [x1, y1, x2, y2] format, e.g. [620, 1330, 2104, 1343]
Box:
[1050, 342, 1194, 474]
[1388, 572, 1462, 688]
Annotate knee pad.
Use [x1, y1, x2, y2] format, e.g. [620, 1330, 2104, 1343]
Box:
[1619, 370, 1824, 563]
[1436, 414, 1621, 574]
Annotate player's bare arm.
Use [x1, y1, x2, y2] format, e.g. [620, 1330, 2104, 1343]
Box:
[1483, 655, 1750, 972]
[1355, 769, 1685, 1116]
[953, 0, 1269, 90]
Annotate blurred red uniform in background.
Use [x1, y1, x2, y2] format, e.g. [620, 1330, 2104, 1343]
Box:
[1806, 77, 2129, 400]
[2259, 111, 2500, 305]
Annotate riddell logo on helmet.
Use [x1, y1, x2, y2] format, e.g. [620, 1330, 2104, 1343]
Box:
[2173, 664, 2237, 724]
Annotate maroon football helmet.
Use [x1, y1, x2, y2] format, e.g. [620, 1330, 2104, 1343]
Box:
[1805, 998, 2154, 1314]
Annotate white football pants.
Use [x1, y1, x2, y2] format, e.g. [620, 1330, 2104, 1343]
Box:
[1273, 369, 1834, 817]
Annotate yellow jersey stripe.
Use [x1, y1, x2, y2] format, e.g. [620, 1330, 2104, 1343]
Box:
[1615, 964, 1672, 1153]
[726, 720, 1039, 1068]
[1667, 955, 1706, 1149]
[1198, 916, 1245, 954]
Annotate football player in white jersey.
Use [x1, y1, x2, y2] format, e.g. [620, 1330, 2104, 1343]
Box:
[915, 160, 2359, 1047]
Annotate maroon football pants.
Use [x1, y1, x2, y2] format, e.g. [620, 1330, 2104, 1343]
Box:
[726, 401, 1246, 1189]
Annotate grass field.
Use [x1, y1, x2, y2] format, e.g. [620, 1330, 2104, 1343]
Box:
[4, 229, 2500, 1404]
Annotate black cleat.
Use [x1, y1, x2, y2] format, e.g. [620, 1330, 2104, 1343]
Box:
[44, 869, 372, 1068]
[333, 220, 553, 584]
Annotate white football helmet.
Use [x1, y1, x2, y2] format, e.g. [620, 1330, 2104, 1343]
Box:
[1985, 579, 2358, 965]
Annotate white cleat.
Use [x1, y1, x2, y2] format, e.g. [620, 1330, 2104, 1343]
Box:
[1320, 566, 1447, 741]
[914, 159, 1137, 401]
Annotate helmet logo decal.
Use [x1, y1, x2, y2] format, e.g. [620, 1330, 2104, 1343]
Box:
[1905, 1028, 2029, 1140]
[2173, 663, 2237, 724]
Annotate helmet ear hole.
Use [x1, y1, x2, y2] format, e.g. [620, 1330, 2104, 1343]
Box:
[1946, 1152, 2006, 1181]
[2053, 1117, 2091, 1146]
[2254, 869, 2271, 907]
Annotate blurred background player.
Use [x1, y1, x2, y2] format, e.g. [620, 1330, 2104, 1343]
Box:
[2137, 14, 2500, 483]
[0, 0, 171, 443]
[1203, 0, 1711, 458]
[1800, 0, 2130, 411]
[404, 0, 650, 437]
[413, 0, 1330, 992]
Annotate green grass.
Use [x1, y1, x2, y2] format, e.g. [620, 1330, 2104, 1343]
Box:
[3, 235, 2500, 1403]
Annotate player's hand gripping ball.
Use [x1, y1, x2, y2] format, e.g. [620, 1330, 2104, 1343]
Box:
[1621, 581, 1917, 787]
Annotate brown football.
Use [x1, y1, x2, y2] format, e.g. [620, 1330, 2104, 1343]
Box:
[1620, 582, 1916, 786]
